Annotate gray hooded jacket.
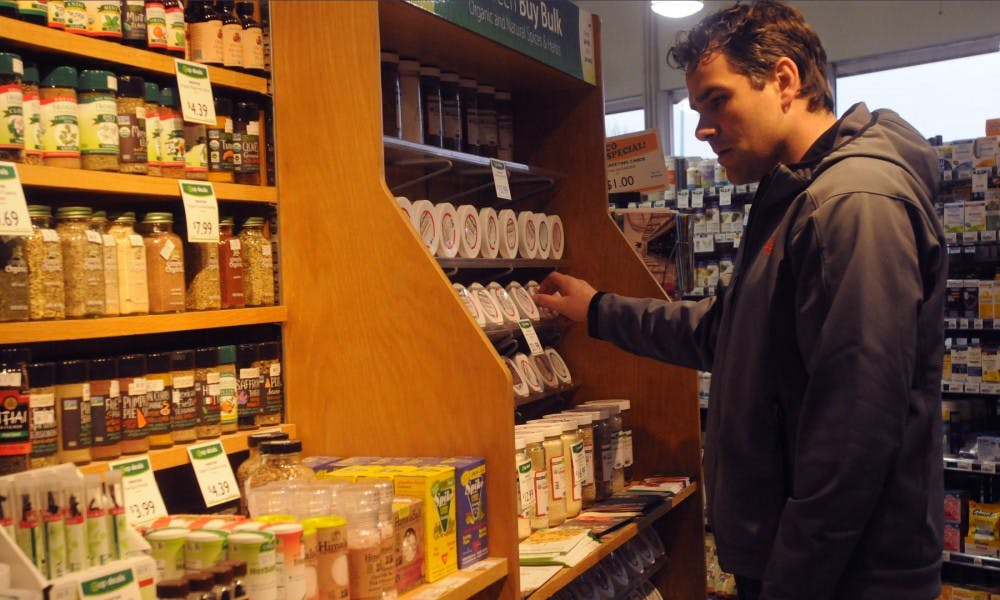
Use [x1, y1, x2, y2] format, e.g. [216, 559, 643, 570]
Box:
[591, 103, 946, 599]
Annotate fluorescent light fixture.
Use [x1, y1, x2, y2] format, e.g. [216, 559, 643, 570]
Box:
[651, 0, 704, 19]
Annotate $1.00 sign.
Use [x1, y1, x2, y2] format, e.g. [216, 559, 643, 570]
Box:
[605, 129, 668, 194]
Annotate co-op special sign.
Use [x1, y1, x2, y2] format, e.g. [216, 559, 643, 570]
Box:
[408, 0, 596, 85]
[605, 130, 668, 194]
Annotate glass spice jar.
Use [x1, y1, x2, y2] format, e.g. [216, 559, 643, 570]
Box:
[158, 87, 185, 179]
[91, 210, 120, 317]
[218, 0, 242, 69]
[63, 0, 86, 34]
[235, 429, 289, 513]
[21, 64, 42, 165]
[217, 345, 238, 433]
[397, 58, 422, 144]
[235, 0, 264, 73]
[28, 361, 58, 469]
[118, 353, 149, 455]
[239, 217, 273, 306]
[207, 96, 234, 183]
[186, 0, 223, 65]
[439, 72, 461, 151]
[185, 238, 221, 310]
[40, 66, 81, 169]
[0, 52, 24, 163]
[56, 359, 92, 465]
[515, 427, 549, 532]
[246, 440, 316, 489]
[170, 350, 197, 444]
[458, 77, 479, 155]
[46, 0, 64, 30]
[476, 84, 498, 159]
[25, 204, 65, 320]
[77, 69, 120, 172]
[218, 217, 245, 308]
[56, 205, 105, 319]
[232, 101, 260, 185]
[144, 81, 161, 176]
[254, 341, 282, 426]
[117, 74, 148, 174]
[84, 0, 122, 39]
[194, 347, 221, 439]
[108, 211, 150, 315]
[141, 212, 185, 314]
[89, 356, 122, 461]
[235, 343, 261, 430]
[144, 351, 174, 449]
[420, 65, 443, 147]
[0, 349, 31, 475]
[0, 224, 29, 322]
[380, 51, 401, 138]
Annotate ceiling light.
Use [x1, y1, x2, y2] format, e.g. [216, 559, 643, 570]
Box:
[650, 1, 704, 19]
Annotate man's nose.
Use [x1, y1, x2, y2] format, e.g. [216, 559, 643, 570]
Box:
[695, 116, 716, 142]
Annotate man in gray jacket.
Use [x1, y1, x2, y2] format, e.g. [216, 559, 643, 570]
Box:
[535, 2, 946, 598]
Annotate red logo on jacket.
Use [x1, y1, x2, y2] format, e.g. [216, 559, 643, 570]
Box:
[763, 236, 776, 255]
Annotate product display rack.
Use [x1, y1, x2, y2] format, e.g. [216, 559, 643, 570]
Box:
[272, 2, 705, 599]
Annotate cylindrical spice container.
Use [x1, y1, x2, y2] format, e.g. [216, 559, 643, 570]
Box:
[0, 349, 30, 475]
[46, 0, 65, 30]
[236, 343, 261, 430]
[144, 81, 161, 176]
[380, 51, 401, 138]
[144, 351, 174, 449]
[40, 66, 81, 169]
[226, 531, 277, 600]
[255, 341, 282, 426]
[146, 527, 188, 581]
[183, 117, 209, 180]
[90, 211, 120, 316]
[16, 0, 46, 24]
[0, 223, 29, 322]
[194, 347, 222, 439]
[476, 84, 498, 158]
[239, 217, 273, 306]
[108, 211, 150, 315]
[84, 0, 122, 39]
[89, 356, 122, 461]
[158, 87, 185, 178]
[207, 96, 234, 183]
[141, 212, 185, 314]
[496, 90, 514, 161]
[170, 350, 197, 444]
[63, 0, 86, 34]
[440, 71, 461, 151]
[568, 407, 614, 500]
[341, 485, 383, 600]
[121, 0, 147, 47]
[532, 418, 583, 517]
[517, 428, 549, 531]
[185, 237, 221, 311]
[514, 436, 533, 541]
[55, 359, 92, 465]
[232, 101, 260, 185]
[458, 77, 479, 155]
[118, 353, 150, 454]
[420, 65, 442, 147]
[56, 206, 105, 318]
[186, 0, 224, 64]
[77, 69, 120, 172]
[236, 430, 289, 514]
[218, 217, 245, 308]
[25, 205, 65, 320]
[218, 345, 238, 433]
[218, 0, 242, 69]
[0, 52, 24, 162]
[235, 0, 265, 73]
[184, 529, 227, 572]
[117, 74, 148, 174]
[28, 361, 58, 468]
[397, 58, 422, 144]
[301, 516, 348, 600]
[21, 64, 42, 165]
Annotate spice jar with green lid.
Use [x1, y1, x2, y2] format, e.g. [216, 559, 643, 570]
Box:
[78, 70, 120, 172]
[144, 82, 161, 176]
[141, 211, 185, 314]
[25, 204, 65, 320]
[91, 210, 120, 316]
[56, 205, 106, 319]
[239, 217, 273, 307]
[207, 96, 234, 183]
[16, 1, 46, 26]
[0, 216, 29, 322]
[117, 74, 148, 174]
[21, 64, 42, 165]
[108, 211, 149, 315]
[158, 87, 185, 179]
[40, 66, 81, 169]
[0, 52, 24, 162]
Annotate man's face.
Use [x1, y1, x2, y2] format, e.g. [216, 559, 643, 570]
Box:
[686, 52, 788, 184]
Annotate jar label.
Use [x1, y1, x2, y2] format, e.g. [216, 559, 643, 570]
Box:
[425, 99, 442, 137]
[623, 430, 634, 468]
[222, 23, 243, 68]
[159, 239, 175, 262]
[102, 233, 115, 247]
[79, 95, 119, 155]
[165, 5, 186, 53]
[570, 440, 585, 502]
[129, 234, 143, 247]
[29, 391, 57, 458]
[145, 2, 167, 49]
[208, 127, 234, 172]
[85, 2, 122, 38]
[234, 132, 260, 175]
[241, 26, 265, 71]
[0, 388, 30, 457]
[183, 123, 208, 173]
[347, 546, 383, 600]
[0, 84, 24, 150]
[91, 383, 122, 445]
[121, 0, 146, 41]
[549, 455, 566, 500]
[601, 443, 615, 480]
[85, 229, 102, 244]
[63, 0, 86, 32]
[145, 112, 161, 165]
[40, 96, 80, 157]
[144, 381, 172, 435]
[22, 92, 41, 155]
[218, 370, 237, 425]
[237, 369, 261, 416]
[41, 228, 59, 243]
[533, 470, 549, 517]
[48, 0, 65, 27]
[196, 373, 221, 426]
[120, 385, 148, 441]
[17, 0, 46, 18]
[60, 392, 92, 450]
[160, 112, 185, 166]
[118, 107, 147, 164]
[171, 382, 198, 430]
[516, 458, 534, 515]
[189, 20, 224, 64]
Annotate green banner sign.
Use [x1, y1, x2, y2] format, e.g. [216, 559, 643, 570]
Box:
[408, 0, 596, 85]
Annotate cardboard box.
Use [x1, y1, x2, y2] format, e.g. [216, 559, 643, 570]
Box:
[966, 201, 987, 232]
[392, 498, 425, 593]
[392, 466, 457, 582]
[440, 457, 488, 569]
[945, 521, 964, 552]
[986, 118, 1000, 137]
[944, 203, 966, 234]
[945, 489, 968, 523]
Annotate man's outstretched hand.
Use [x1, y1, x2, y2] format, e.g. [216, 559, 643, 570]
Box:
[534, 272, 598, 323]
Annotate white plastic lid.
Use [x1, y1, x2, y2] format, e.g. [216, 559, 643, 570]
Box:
[514, 436, 525, 451]
[545, 411, 593, 426]
[504, 357, 530, 398]
[527, 418, 575, 433]
[514, 352, 544, 392]
[399, 59, 421, 71]
[380, 51, 399, 62]
[470, 283, 504, 327]
[584, 399, 630, 411]
[489, 282, 521, 324]
[459, 78, 477, 87]
[513, 427, 545, 445]
[568, 406, 612, 420]
[519, 422, 564, 438]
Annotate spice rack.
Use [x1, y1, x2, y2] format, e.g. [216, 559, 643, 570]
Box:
[273, 2, 706, 598]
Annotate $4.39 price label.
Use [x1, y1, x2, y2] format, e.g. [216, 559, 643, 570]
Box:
[187, 440, 240, 507]
[109, 456, 168, 526]
[0, 162, 32, 237]
[179, 180, 220, 243]
[491, 159, 512, 201]
[174, 59, 217, 125]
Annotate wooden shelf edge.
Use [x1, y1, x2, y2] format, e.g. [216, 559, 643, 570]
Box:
[0, 306, 288, 344]
[0, 16, 268, 94]
[526, 483, 699, 599]
[400, 556, 509, 600]
[16, 164, 276, 203]
[78, 423, 297, 474]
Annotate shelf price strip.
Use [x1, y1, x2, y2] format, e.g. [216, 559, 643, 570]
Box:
[187, 440, 241, 507]
[110, 455, 169, 526]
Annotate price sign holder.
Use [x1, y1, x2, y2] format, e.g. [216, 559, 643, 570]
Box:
[78, 566, 143, 600]
[0, 162, 32, 236]
[109, 456, 168, 526]
[174, 59, 217, 125]
[491, 159, 512, 200]
[179, 180, 220, 243]
[518, 319, 544, 356]
[719, 185, 734, 206]
[676, 189, 690, 210]
[187, 440, 240, 507]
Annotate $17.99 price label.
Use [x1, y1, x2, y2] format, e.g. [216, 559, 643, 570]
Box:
[187, 440, 240, 507]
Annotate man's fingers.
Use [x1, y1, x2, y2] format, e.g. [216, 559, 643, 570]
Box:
[538, 271, 570, 295]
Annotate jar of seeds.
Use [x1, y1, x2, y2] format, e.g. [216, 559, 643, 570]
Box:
[25, 205, 65, 320]
[239, 217, 273, 306]
[56, 205, 105, 318]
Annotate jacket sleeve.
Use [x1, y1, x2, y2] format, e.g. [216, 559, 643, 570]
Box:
[589, 287, 723, 372]
[761, 192, 924, 599]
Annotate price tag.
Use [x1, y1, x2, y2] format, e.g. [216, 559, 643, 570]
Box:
[983, 231, 998, 242]
[942, 551, 951, 562]
[945, 232, 958, 244]
[974, 555, 984, 566]
[174, 59, 217, 125]
[966, 382, 980, 394]
[960, 319, 970, 330]
[958, 458, 974, 471]
[735, 184, 747, 194]
[748, 182, 759, 193]
[0, 163, 31, 237]
[676, 189, 690, 210]
[691, 188, 704, 208]
[945, 318, 957, 329]
[518, 319, 544, 356]
[179, 180, 220, 243]
[110, 456, 168, 526]
[719, 185, 733, 206]
[975, 319, 984, 330]
[733, 235, 741, 249]
[694, 233, 715, 254]
[187, 440, 240, 507]
[983, 461, 997, 474]
[78, 566, 142, 600]
[973, 168, 990, 195]
[652, 199, 667, 208]
[490, 159, 512, 200]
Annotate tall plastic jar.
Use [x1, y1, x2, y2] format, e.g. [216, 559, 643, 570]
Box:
[218, 217, 245, 308]
[581, 402, 627, 491]
[40, 66, 81, 169]
[514, 427, 549, 532]
[236, 430, 289, 514]
[108, 211, 150, 315]
[543, 412, 596, 506]
[77, 69, 120, 172]
[514, 436, 533, 541]
[25, 205, 65, 320]
[144, 351, 174, 449]
[583, 400, 633, 485]
[0, 52, 24, 163]
[170, 350, 197, 444]
[89, 356, 122, 461]
[90, 211, 120, 316]
[55, 206, 105, 318]
[528, 419, 582, 518]
[141, 212, 185, 314]
[568, 407, 614, 500]
[397, 59, 422, 144]
[118, 353, 150, 454]
[340, 485, 383, 600]
[236, 343, 261, 430]
[56, 359, 91, 465]
[239, 217, 274, 306]
[28, 361, 58, 468]
[525, 423, 567, 527]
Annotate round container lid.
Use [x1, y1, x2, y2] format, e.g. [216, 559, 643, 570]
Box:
[145, 526, 190, 541]
[89, 357, 117, 380]
[23, 64, 39, 84]
[78, 69, 117, 92]
[57, 359, 88, 384]
[420, 65, 441, 76]
[0, 52, 23, 76]
[260, 439, 302, 454]
[56, 206, 93, 219]
[243, 216, 265, 228]
[159, 87, 179, 108]
[116, 354, 146, 378]
[214, 95, 233, 116]
[528, 418, 576, 433]
[195, 347, 217, 368]
[220, 216, 235, 226]
[27, 362, 56, 388]
[217, 344, 237, 364]
[300, 516, 347, 530]
[380, 51, 399, 62]
[440, 71, 459, 82]
[42, 65, 78, 88]
[141, 211, 174, 224]
[543, 412, 592, 426]
[248, 430, 289, 448]
[146, 351, 171, 374]
[519, 422, 564, 439]
[583, 400, 627, 412]
[91, 210, 108, 224]
[144, 81, 160, 103]
[514, 428, 544, 445]
[110, 211, 136, 223]
[27, 204, 52, 217]
[571, 406, 612, 420]
[170, 349, 194, 371]
[116, 74, 145, 98]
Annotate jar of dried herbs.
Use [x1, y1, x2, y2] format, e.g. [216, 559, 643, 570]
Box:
[144, 81, 161, 177]
[78, 69, 120, 172]
[40, 66, 81, 169]
[0, 228, 29, 322]
[185, 239, 221, 310]
[108, 211, 149, 315]
[56, 205, 105, 318]
[0, 348, 31, 475]
[144, 351, 173, 449]
[194, 346, 221, 439]
[21, 64, 42, 165]
[218, 216, 245, 308]
[170, 350, 197, 444]
[28, 361, 58, 468]
[117, 74, 147, 174]
[141, 212, 185, 314]
[254, 341, 282, 426]
[91, 211, 120, 316]
[0, 52, 24, 163]
[25, 204, 65, 320]
[239, 217, 273, 306]
[158, 87, 185, 179]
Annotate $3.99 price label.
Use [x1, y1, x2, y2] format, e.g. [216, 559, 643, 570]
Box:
[187, 440, 240, 507]
[109, 456, 168, 526]
[179, 180, 220, 243]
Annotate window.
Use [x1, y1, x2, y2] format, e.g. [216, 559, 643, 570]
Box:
[671, 97, 715, 160]
[604, 109, 646, 137]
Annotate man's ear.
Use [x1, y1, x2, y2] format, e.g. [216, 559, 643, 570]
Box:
[773, 57, 801, 111]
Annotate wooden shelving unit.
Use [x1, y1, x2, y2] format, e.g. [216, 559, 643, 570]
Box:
[400, 557, 509, 600]
[78, 424, 297, 475]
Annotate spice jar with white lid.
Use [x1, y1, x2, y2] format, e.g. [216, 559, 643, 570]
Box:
[519, 422, 567, 527]
[528, 418, 583, 518]
[544, 412, 596, 505]
[108, 211, 150, 315]
[514, 427, 550, 531]
[90, 211, 120, 316]
[56, 206, 105, 318]
[514, 436, 533, 540]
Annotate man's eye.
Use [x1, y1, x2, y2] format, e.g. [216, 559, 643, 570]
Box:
[710, 96, 726, 109]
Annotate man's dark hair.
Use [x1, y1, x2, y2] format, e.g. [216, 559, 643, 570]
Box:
[667, 0, 834, 113]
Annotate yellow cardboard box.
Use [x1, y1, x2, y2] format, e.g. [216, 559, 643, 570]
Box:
[392, 466, 457, 582]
